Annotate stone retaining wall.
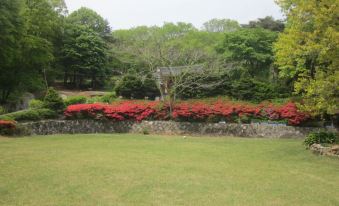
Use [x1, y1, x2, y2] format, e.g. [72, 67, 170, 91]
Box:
[20, 120, 334, 138]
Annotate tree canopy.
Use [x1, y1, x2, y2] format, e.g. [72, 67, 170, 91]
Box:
[275, 0, 339, 117]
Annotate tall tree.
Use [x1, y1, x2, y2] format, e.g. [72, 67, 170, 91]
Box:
[202, 18, 240, 33]
[0, 0, 65, 103]
[62, 24, 108, 89]
[0, 0, 25, 103]
[244, 16, 285, 32]
[217, 28, 278, 78]
[275, 0, 339, 117]
[66, 7, 111, 39]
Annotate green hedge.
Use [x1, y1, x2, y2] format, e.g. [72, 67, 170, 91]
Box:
[0, 109, 57, 121]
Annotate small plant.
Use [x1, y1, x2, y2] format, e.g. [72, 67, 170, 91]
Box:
[304, 131, 338, 147]
[142, 127, 150, 135]
[44, 88, 65, 113]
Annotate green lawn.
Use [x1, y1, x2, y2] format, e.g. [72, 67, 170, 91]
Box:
[0, 134, 338, 206]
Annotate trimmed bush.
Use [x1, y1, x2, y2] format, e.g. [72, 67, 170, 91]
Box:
[0, 109, 57, 121]
[64, 96, 87, 106]
[304, 131, 338, 147]
[44, 88, 65, 113]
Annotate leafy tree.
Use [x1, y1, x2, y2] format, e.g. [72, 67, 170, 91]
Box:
[0, 0, 65, 103]
[67, 7, 111, 39]
[217, 28, 278, 78]
[0, 0, 24, 103]
[244, 16, 285, 32]
[62, 24, 108, 89]
[112, 22, 223, 74]
[275, 0, 338, 117]
[202, 18, 240, 33]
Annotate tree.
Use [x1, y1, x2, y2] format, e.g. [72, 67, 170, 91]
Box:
[0, 0, 25, 103]
[275, 0, 338, 117]
[62, 24, 108, 89]
[0, 0, 65, 103]
[67, 7, 111, 39]
[244, 16, 285, 32]
[112, 22, 223, 73]
[217, 28, 278, 78]
[202, 18, 240, 33]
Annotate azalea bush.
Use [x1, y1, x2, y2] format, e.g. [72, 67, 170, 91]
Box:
[65, 101, 162, 122]
[64, 101, 309, 126]
[0, 120, 16, 135]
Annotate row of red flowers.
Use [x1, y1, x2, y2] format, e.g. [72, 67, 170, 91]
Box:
[64, 101, 309, 126]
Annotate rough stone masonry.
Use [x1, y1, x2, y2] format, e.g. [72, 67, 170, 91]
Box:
[20, 120, 335, 138]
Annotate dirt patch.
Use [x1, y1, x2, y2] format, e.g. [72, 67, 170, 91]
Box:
[58, 90, 109, 98]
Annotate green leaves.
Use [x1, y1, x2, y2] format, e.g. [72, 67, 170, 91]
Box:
[275, 0, 339, 116]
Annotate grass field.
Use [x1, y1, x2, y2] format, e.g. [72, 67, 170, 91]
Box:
[0, 134, 338, 206]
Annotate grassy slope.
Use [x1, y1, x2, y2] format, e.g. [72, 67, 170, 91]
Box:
[0, 134, 338, 206]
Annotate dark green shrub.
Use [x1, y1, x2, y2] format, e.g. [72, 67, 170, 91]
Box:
[231, 78, 277, 102]
[304, 131, 338, 147]
[29, 99, 45, 109]
[115, 74, 145, 99]
[44, 88, 65, 112]
[64, 96, 87, 106]
[114, 74, 160, 100]
[0, 109, 57, 121]
[143, 76, 160, 99]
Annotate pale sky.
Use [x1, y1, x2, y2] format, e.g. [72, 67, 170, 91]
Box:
[65, 0, 284, 30]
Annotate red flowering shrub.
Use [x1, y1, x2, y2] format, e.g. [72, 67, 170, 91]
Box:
[0, 120, 16, 129]
[279, 102, 309, 125]
[0, 120, 17, 135]
[64, 101, 161, 122]
[64, 101, 309, 125]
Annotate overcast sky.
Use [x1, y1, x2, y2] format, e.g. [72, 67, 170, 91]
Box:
[65, 0, 284, 30]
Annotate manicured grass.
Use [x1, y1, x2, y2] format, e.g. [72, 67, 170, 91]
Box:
[0, 134, 338, 206]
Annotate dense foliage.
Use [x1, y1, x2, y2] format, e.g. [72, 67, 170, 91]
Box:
[115, 74, 159, 99]
[304, 131, 338, 147]
[275, 0, 339, 117]
[1, 0, 337, 122]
